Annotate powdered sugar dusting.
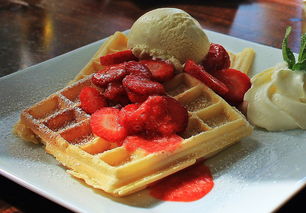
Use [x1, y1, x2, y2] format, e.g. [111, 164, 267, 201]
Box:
[1, 112, 78, 186]
[184, 95, 212, 112]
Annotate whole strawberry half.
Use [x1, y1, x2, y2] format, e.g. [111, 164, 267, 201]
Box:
[202, 43, 230, 72]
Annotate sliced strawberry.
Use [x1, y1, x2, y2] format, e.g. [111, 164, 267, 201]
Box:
[142, 96, 188, 136]
[119, 103, 143, 134]
[92, 64, 128, 87]
[184, 60, 229, 95]
[202, 43, 230, 72]
[138, 96, 168, 136]
[90, 107, 127, 144]
[124, 134, 183, 153]
[96, 65, 111, 74]
[125, 61, 152, 79]
[100, 50, 137, 66]
[122, 75, 165, 96]
[213, 68, 251, 104]
[118, 96, 188, 137]
[112, 104, 124, 110]
[79, 86, 107, 114]
[126, 90, 148, 103]
[140, 60, 175, 82]
[125, 96, 188, 136]
[103, 82, 130, 105]
[162, 96, 189, 134]
[104, 82, 125, 100]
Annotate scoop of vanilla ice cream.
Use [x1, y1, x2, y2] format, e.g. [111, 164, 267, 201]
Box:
[127, 8, 210, 70]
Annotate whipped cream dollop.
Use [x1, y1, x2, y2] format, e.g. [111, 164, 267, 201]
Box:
[244, 62, 306, 131]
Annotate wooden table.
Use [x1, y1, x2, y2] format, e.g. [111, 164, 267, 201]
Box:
[0, 0, 305, 212]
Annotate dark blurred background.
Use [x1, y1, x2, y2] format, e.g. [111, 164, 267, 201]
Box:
[0, 0, 303, 77]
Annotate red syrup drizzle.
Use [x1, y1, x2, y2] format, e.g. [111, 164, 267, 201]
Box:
[124, 134, 183, 153]
[149, 163, 214, 202]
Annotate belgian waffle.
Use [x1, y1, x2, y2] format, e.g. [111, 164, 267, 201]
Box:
[16, 31, 253, 197]
[19, 71, 252, 196]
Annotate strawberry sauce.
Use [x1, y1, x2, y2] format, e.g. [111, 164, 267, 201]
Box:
[124, 134, 183, 153]
[149, 163, 214, 202]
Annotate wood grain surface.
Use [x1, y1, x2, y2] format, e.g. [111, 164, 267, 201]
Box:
[0, 0, 305, 212]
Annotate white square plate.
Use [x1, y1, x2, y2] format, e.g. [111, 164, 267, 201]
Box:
[1, 30, 305, 213]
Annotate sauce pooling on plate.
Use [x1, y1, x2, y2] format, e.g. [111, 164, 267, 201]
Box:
[149, 163, 214, 202]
